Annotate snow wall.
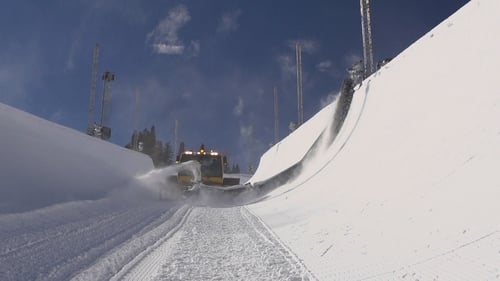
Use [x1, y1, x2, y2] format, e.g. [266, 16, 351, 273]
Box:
[0, 103, 154, 214]
[249, 0, 500, 279]
[250, 100, 336, 183]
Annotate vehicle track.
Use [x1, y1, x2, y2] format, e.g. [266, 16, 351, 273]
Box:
[111, 206, 193, 281]
[117, 206, 313, 281]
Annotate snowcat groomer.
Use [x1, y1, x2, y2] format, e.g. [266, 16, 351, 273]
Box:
[176, 145, 240, 187]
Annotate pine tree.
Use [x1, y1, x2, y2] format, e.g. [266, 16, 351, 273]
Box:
[178, 142, 185, 157]
[141, 127, 156, 155]
[124, 125, 177, 167]
[151, 140, 163, 166]
[163, 142, 174, 165]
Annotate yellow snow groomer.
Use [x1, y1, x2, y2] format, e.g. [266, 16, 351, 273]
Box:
[177, 146, 240, 187]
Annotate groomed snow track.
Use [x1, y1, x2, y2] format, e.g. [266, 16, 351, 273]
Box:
[111, 207, 314, 281]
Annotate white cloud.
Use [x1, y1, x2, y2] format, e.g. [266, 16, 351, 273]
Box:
[316, 60, 332, 72]
[233, 96, 244, 116]
[147, 5, 191, 55]
[217, 10, 241, 33]
[152, 43, 185, 54]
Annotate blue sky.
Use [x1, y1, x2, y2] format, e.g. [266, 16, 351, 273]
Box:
[0, 0, 468, 169]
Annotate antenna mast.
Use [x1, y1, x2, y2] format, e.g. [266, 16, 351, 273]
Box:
[360, 0, 375, 77]
[295, 42, 304, 126]
[87, 43, 100, 135]
[274, 86, 279, 144]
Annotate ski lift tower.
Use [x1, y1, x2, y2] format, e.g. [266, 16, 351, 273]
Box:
[360, 0, 375, 78]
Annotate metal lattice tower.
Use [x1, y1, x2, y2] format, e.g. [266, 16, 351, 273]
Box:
[360, 0, 375, 77]
[100, 71, 115, 127]
[295, 42, 304, 126]
[87, 43, 100, 134]
[274, 86, 279, 144]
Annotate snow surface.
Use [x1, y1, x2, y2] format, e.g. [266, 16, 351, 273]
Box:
[2, 0, 500, 280]
[251, 100, 337, 183]
[115, 207, 313, 281]
[0, 102, 306, 280]
[0, 103, 154, 213]
[248, 0, 500, 279]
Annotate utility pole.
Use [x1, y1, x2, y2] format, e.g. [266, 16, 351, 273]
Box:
[274, 86, 279, 144]
[360, 0, 375, 77]
[295, 42, 304, 126]
[87, 43, 100, 135]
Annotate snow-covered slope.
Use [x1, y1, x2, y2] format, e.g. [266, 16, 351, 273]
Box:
[249, 0, 500, 279]
[251, 100, 337, 183]
[0, 103, 153, 214]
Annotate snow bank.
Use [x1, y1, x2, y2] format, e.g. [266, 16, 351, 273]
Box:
[0, 103, 154, 214]
[248, 0, 500, 279]
[250, 100, 337, 184]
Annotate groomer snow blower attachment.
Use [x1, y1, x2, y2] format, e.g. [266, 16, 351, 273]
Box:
[174, 145, 240, 189]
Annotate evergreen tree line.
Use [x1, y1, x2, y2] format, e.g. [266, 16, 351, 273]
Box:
[125, 125, 242, 171]
[125, 126, 174, 167]
[226, 164, 241, 174]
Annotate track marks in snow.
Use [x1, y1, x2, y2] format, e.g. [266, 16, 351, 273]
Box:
[74, 205, 191, 281]
[122, 207, 313, 281]
[0, 202, 177, 281]
[111, 206, 193, 281]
